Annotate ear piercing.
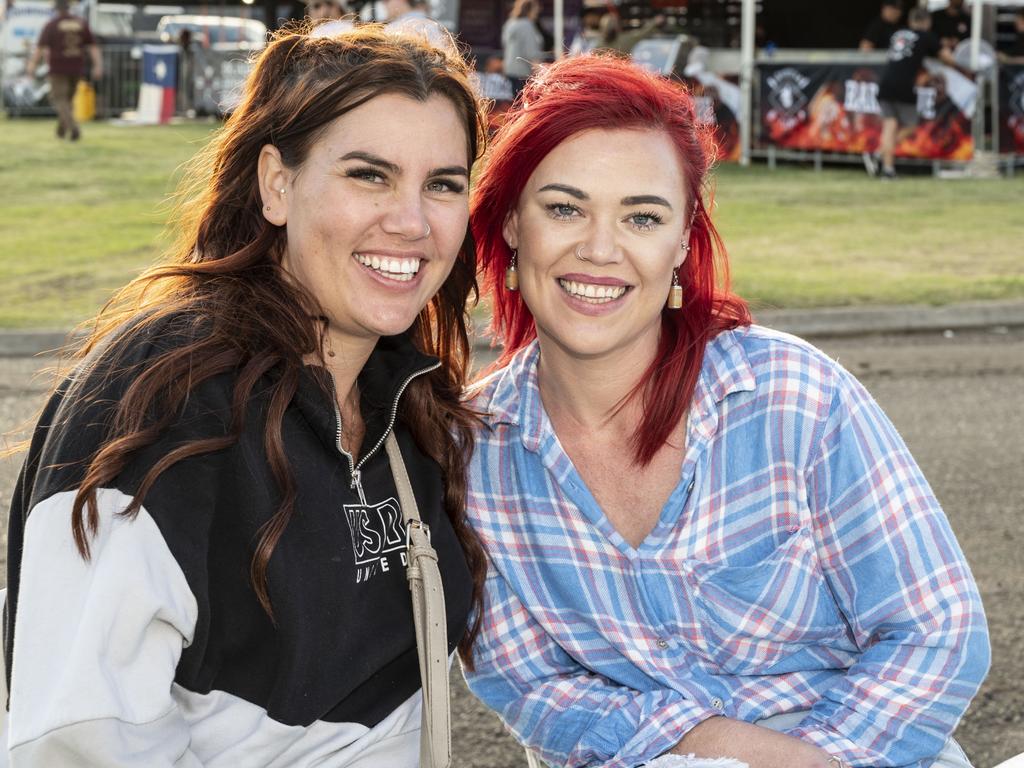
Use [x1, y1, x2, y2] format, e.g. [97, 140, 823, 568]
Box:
[505, 249, 519, 291]
[265, 187, 286, 213]
[667, 268, 683, 310]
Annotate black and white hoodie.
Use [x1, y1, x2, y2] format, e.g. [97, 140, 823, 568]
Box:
[2, 315, 472, 767]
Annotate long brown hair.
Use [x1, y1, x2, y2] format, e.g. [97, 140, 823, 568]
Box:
[66, 26, 488, 660]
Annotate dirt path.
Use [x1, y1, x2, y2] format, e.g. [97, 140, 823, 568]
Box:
[2, 329, 1021, 766]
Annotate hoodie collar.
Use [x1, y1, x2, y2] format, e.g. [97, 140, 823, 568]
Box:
[295, 331, 440, 458]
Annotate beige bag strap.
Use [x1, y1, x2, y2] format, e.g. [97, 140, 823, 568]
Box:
[385, 431, 451, 768]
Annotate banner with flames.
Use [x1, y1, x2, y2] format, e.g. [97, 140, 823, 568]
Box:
[1000, 65, 1024, 155]
[681, 73, 741, 162]
[759, 62, 976, 160]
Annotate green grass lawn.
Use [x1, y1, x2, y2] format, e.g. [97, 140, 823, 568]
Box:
[1, 115, 1022, 328]
[713, 163, 1024, 312]
[0, 117, 217, 329]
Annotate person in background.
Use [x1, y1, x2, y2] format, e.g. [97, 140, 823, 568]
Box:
[307, 0, 356, 38]
[384, 0, 450, 47]
[872, 7, 964, 179]
[4, 28, 488, 766]
[25, 0, 102, 141]
[502, 0, 544, 91]
[462, 54, 989, 768]
[569, 1, 604, 56]
[306, 0, 347, 22]
[997, 9, 1024, 65]
[931, 0, 971, 51]
[859, 0, 902, 51]
[176, 28, 195, 117]
[595, 11, 667, 56]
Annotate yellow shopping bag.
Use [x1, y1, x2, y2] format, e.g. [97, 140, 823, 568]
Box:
[73, 80, 96, 122]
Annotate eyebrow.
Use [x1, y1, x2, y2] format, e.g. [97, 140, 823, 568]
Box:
[538, 184, 673, 209]
[621, 194, 673, 209]
[340, 151, 468, 178]
[538, 183, 588, 199]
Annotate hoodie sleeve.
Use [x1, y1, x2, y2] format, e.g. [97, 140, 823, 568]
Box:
[7, 487, 202, 767]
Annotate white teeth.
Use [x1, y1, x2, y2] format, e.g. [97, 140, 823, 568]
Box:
[355, 253, 421, 282]
[558, 279, 627, 303]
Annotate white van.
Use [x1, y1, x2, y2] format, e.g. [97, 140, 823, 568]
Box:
[155, 14, 266, 48]
[0, 0, 62, 114]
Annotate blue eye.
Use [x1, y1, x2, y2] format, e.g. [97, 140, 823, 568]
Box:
[347, 167, 386, 184]
[546, 202, 580, 220]
[426, 178, 466, 194]
[629, 211, 664, 231]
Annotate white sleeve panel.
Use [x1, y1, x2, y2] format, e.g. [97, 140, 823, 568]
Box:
[8, 487, 202, 767]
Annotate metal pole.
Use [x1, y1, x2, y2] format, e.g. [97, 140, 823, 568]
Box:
[992, 59, 999, 156]
[739, 0, 755, 166]
[969, 0, 985, 155]
[969, 0, 983, 73]
[554, 0, 565, 59]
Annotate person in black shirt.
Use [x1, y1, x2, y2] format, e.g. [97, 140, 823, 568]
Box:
[873, 8, 961, 178]
[860, 0, 902, 52]
[998, 9, 1024, 65]
[3, 28, 488, 766]
[931, 0, 970, 50]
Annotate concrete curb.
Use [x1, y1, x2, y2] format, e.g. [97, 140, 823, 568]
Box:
[0, 331, 78, 358]
[752, 300, 1024, 339]
[2, 300, 1023, 358]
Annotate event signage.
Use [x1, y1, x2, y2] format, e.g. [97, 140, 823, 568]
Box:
[682, 72, 740, 162]
[759, 62, 976, 160]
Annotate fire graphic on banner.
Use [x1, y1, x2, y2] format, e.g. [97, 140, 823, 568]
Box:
[760, 63, 975, 160]
[1000, 66, 1024, 155]
[682, 74, 741, 162]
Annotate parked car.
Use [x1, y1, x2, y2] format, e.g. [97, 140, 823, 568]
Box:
[156, 14, 267, 48]
[0, 0, 56, 115]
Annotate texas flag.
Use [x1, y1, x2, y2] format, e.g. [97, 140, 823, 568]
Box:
[136, 45, 178, 124]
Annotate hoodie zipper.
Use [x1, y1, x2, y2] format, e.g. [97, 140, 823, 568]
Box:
[327, 360, 442, 505]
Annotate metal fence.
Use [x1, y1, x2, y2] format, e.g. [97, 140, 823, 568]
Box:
[3, 42, 145, 119]
[95, 43, 142, 118]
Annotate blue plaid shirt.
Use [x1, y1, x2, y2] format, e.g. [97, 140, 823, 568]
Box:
[463, 325, 989, 768]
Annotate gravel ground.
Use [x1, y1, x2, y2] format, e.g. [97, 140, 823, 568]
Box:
[1, 329, 1021, 767]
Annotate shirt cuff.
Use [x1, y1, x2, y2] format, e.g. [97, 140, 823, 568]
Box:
[605, 702, 723, 768]
[785, 724, 867, 764]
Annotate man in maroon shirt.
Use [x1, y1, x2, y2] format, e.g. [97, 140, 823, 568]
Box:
[26, 0, 102, 141]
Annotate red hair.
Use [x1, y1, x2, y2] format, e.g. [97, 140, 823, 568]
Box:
[471, 54, 751, 465]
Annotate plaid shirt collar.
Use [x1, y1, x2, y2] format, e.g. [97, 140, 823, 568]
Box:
[482, 327, 758, 453]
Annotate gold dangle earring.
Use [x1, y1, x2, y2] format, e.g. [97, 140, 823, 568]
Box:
[667, 266, 683, 310]
[668, 241, 690, 310]
[505, 249, 519, 291]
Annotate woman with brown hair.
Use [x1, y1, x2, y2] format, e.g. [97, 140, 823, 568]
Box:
[3, 27, 486, 767]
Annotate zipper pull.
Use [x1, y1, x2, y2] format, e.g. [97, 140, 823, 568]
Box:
[350, 467, 368, 506]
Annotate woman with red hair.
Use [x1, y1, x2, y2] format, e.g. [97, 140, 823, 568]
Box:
[463, 55, 987, 768]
